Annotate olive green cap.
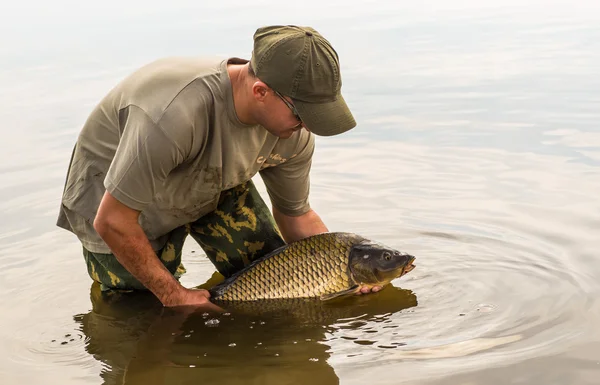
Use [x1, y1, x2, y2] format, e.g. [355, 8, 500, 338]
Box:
[250, 25, 356, 136]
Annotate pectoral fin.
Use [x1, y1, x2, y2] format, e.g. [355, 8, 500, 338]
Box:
[320, 285, 360, 301]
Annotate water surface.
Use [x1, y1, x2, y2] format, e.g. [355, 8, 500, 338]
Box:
[1, 1, 600, 384]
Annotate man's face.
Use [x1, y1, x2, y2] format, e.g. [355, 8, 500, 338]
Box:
[259, 89, 308, 139]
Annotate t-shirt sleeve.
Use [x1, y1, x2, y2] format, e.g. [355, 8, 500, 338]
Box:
[258, 132, 315, 217]
[104, 105, 185, 211]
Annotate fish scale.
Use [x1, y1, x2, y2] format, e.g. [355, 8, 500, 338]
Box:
[210, 232, 360, 301]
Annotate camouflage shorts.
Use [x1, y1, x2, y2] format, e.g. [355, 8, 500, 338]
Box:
[83, 180, 286, 292]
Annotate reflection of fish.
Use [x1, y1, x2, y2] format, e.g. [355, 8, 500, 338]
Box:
[209, 232, 416, 302]
[209, 286, 418, 325]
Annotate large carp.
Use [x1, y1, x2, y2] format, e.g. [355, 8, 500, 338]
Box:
[209, 232, 416, 302]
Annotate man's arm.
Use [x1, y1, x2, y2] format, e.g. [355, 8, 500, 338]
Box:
[272, 206, 328, 243]
[94, 191, 219, 309]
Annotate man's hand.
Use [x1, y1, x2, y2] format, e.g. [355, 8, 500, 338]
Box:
[162, 287, 210, 306]
[163, 288, 223, 313]
[356, 285, 383, 295]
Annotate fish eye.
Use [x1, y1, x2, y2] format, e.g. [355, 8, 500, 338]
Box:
[383, 252, 392, 261]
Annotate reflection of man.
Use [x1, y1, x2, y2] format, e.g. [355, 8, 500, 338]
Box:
[56, 25, 381, 308]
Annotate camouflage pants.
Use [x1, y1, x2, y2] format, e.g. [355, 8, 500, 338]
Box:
[83, 180, 286, 292]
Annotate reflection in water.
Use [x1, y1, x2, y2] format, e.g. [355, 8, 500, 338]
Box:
[74, 275, 417, 385]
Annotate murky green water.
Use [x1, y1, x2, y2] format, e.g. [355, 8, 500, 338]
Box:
[2, 1, 600, 384]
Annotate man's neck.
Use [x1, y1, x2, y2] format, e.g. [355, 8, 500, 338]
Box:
[227, 63, 255, 125]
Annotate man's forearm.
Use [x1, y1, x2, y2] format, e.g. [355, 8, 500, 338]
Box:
[95, 219, 185, 305]
[273, 207, 328, 243]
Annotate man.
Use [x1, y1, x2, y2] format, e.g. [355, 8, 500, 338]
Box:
[57, 25, 377, 308]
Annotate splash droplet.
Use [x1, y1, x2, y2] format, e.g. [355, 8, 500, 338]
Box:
[205, 319, 220, 327]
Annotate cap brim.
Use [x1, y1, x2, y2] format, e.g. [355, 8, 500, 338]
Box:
[293, 94, 356, 136]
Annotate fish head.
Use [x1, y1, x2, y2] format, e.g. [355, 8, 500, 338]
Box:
[348, 240, 416, 286]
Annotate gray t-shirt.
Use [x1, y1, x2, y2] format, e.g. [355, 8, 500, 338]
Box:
[57, 57, 314, 253]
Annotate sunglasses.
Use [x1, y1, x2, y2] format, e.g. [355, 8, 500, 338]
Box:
[274, 90, 302, 124]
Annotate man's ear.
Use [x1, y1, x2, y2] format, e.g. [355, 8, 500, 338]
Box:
[251, 81, 270, 102]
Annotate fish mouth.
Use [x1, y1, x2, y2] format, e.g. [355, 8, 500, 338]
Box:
[401, 257, 416, 276]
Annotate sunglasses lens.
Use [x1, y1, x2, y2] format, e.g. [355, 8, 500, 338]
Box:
[276, 91, 302, 123]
